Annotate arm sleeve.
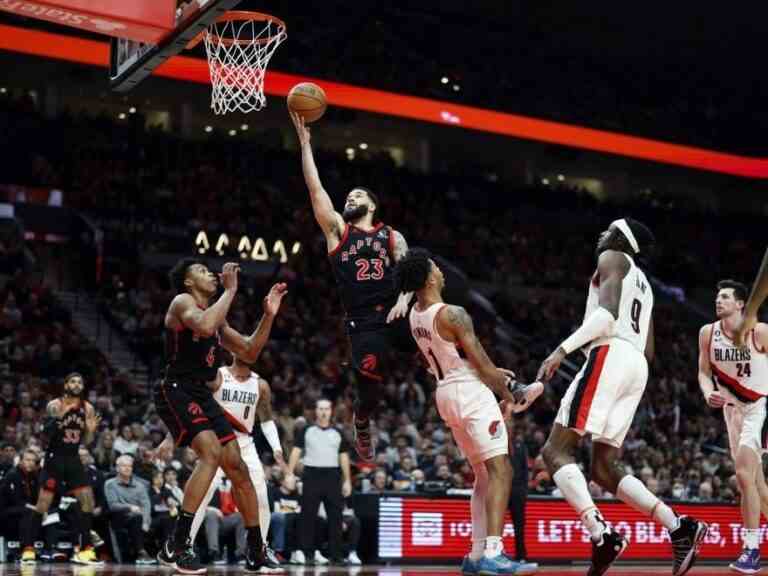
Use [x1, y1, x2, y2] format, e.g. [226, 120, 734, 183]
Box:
[560, 307, 615, 354]
[338, 429, 351, 454]
[294, 426, 307, 450]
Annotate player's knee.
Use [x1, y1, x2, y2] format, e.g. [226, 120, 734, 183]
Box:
[485, 456, 511, 482]
[541, 441, 564, 472]
[199, 440, 223, 467]
[736, 465, 755, 490]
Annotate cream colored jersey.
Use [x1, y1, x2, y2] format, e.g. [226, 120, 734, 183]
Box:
[584, 253, 653, 354]
[214, 366, 260, 438]
[409, 303, 479, 385]
[708, 321, 768, 402]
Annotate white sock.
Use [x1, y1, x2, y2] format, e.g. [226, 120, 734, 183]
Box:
[616, 475, 679, 532]
[470, 463, 488, 561]
[484, 536, 503, 559]
[552, 464, 608, 542]
[744, 528, 760, 550]
[470, 539, 485, 562]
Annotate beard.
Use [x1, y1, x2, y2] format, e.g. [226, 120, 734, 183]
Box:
[342, 204, 368, 222]
[64, 386, 84, 398]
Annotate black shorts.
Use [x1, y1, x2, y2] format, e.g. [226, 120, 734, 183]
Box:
[348, 316, 415, 379]
[155, 379, 235, 448]
[40, 454, 89, 495]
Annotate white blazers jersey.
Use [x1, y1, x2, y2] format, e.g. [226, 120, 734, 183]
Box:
[708, 321, 768, 402]
[215, 367, 260, 442]
[585, 253, 653, 354]
[409, 303, 478, 385]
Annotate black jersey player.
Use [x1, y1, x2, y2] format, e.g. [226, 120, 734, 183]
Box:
[291, 111, 412, 462]
[155, 259, 287, 573]
[20, 373, 102, 565]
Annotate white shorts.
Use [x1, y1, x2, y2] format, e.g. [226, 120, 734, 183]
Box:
[722, 394, 768, 457]
[435, 378, 508, 465]
[238, 436, 265, 485]
[555, 339, 648, 448]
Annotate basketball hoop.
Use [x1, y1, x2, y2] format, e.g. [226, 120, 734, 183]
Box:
[188, 11, 287, 115]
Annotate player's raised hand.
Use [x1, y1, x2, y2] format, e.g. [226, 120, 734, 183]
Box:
[537, 347, 567, 383]
[85, 411, 101, 434]
[263, 283, 288, 317]
[706, 389, 727, 409]
[220, 262, 240, 293]
[290, 111, 311, 146]
[734, 313, 757, 348]
[386, 298, 409, 323]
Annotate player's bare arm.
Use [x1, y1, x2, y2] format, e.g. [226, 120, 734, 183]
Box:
[221, 283, 288, 363]
[537, 250, 628, 382]
[698, 324, 726, 408]
[644, 314, 655, 364]
[340, 451, 352, 497]
[438, 305, 514, 402]
[83, 402, 101, 445]
[736, 247, 768, 346]
[167, 262, 239, 337]
[290, 111, 345, 250]
[256, 378, 285, 468]
[387, 229, 415, 323]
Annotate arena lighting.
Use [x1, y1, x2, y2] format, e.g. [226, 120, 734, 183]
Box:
[1, 25, 768, 178]
[128, 106, 136, 113]
[542, 178, 550, 185]
[204, 125, 213, 133]
[118, 112, 126, 119]
[228, 129, 236, 136]
[0, 87, 6, 94]
[557, 174, 565, 181]
[441, 76, 449, 84]
[452, 84, 461, 92]
[359, 142, 369, 150]
[240, 123, 248, 131]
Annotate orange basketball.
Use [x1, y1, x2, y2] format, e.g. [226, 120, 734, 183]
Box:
[287, 82, 327, 123]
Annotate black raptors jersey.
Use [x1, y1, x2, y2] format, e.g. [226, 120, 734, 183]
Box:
[48, 401, 86, 457]
[329, 223, 397, 325]
[164, 326, 224, 382]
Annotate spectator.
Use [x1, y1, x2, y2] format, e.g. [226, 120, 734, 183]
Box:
[93, 431, 117, 472]
[104, 455, 154, 564]
[149, 469, 176, 552]
[0, 448, 39, 544]
[269, 472, 302, 561]
[113, 424, 139, 457]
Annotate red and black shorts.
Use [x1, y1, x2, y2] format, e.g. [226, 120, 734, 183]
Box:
[39, 454, 89, 495]
[154, 379, 235, 448]
[347, 315, 415, 380]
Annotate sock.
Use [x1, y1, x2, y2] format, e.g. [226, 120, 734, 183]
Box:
[744, 528, 760, 550]
[247, 524, 264, 549]
[80, 512, 93, 548]
[484, 536, 503, 559]
[552, 464, 608, 542]
[470, 539, 485, 562]
[174, 509, 196, 551]
[616, 475, 679, 532]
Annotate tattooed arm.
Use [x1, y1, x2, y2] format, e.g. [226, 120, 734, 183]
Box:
[436, 305, 514, 401]
[387, 229, 414, 323]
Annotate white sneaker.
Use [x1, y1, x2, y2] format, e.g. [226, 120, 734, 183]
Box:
[289, 550, 306, 565]
[314, 551, 330, 565]
[347, 551, 362, 565]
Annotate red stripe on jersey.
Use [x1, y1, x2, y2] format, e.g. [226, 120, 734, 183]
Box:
[223, 409, 250, 435]
[711, 364, 762, 402]
[575, 345, 609, 429]
[327, 224, 350, 257]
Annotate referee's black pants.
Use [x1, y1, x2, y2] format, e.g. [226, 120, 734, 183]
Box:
[300, 467, 343, 561]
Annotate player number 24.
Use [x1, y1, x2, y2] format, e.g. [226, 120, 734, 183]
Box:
[356, 258, 385, 281]
[737, 363, 752, 378]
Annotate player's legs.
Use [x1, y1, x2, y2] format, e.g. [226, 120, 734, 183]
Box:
[189, 466, 225, 545]
[219, 439, 265, 562]
[483, 455, 512, 549]
[350, 330, 388, 460]
[735, 445, 762, 544]
[242, 443, 271, 541]
[70, 485, 102, 563]
[756, 457, 768, 521]
[468, 461, 488, 562]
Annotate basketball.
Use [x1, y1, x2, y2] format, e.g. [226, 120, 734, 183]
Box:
[287, 82, 327, 123]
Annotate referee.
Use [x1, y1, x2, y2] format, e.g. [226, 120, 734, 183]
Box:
[287, 399, 352, 565]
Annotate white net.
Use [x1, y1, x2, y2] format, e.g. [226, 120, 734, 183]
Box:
[202, 15, 287, 115]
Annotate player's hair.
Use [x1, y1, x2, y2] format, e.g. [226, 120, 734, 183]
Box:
[354, 186, 378, 219]
[169, 257, 205, 294]
[63, 372, 83, 384]
[624, 218, 655, 254]
[717, 279, 749, 302]
[396, 248, 433, 293]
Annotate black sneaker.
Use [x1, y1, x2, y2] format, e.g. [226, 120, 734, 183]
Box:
[670, 516, 708, 576]
[587, 530, 628, 576]
[211, 550, 227, 566]
[261, 548, 286, 573]
[157, 539, 177, 569]
[174, 547, 206, 575]
[244, 545, 267, 574]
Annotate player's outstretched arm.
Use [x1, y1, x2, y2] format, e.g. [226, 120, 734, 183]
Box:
[387, 229, 414, 323]
[537, 250, 626, 382]
[289, 111, 344, 247]
[438, 305, 514, 402]
[83, 402, 101, 446]
[170, 262, 239, 337]
[221, 283, 288, 364]
[736, 247, 768, 347]
[698, 324, 726, 408]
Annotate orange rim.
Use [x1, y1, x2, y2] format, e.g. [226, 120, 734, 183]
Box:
[186, 11, 286, 49]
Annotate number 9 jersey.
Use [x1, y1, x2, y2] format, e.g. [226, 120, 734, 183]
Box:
[584, 253, 654, 354]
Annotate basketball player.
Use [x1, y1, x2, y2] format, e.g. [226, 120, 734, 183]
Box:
[398, 248, 540, 575]
[188, 354, 285, 572]
[155, 257, 287, 574]
[20, 373, 102, 565]
[290, 111, 412, 462]
[537, 219, 707, 576]
[698, 280, 768, 573]
[736, 247, 768, 348]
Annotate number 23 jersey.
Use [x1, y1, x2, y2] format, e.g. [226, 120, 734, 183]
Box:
[585, 253, 653, 354]
[328, 223, 397, 325]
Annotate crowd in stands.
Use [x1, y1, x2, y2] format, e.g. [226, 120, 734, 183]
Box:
[0, 93, 764, 562]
